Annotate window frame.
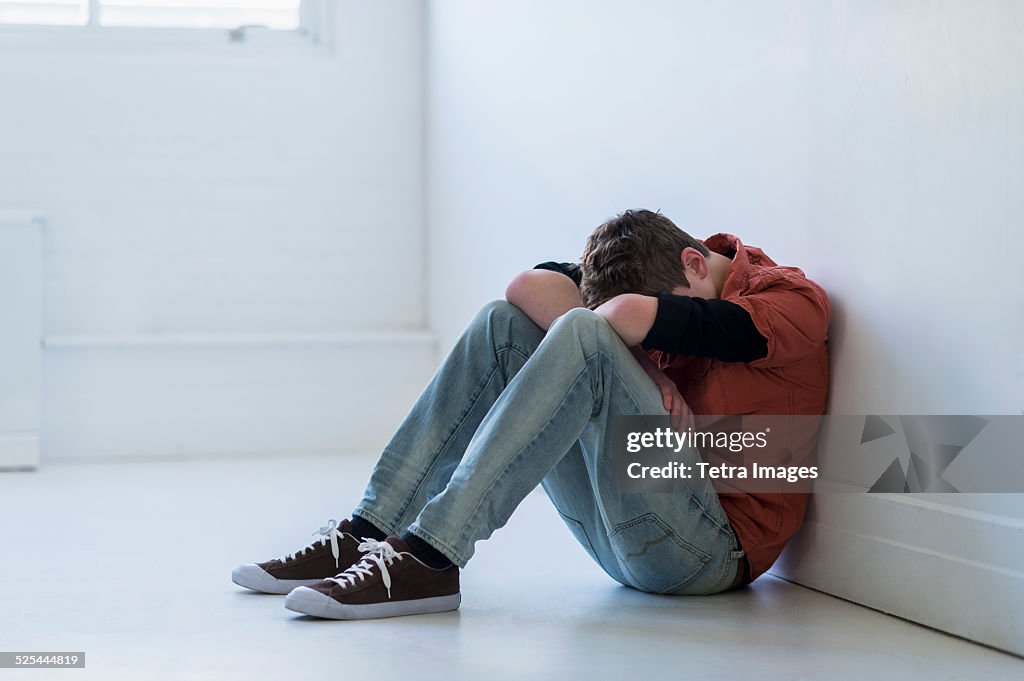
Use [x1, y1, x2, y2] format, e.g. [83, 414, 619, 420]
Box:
[0, 0, 332, 57]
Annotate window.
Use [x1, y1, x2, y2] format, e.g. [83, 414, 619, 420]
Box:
[0, 1, 87, 26]
[0, 0, 303, 30]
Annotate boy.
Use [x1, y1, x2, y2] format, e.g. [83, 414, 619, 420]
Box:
[232, 209, 830, 620]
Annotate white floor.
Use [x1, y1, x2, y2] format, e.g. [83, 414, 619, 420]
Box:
[1, 453, 1020, 681]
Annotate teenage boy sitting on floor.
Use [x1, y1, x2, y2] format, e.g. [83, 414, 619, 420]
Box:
[233, 209, 830, 620]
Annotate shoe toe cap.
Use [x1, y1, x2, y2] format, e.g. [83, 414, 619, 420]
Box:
[284, 586, 339, 617]
[232, 564, 278, 592]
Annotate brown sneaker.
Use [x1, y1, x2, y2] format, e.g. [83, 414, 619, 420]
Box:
[232, 519, 363, 594]
[283, 536, 461, 619]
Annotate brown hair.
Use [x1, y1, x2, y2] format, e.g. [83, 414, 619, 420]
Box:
[579, 209, 709, 309]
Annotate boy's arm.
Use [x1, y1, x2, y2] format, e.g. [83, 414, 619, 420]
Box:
[596, 292, 768, 362]
[593, 294, 660, 345]
[505, 265, 583, 331]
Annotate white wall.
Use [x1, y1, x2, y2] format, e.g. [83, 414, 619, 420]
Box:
[0, 0, 434, 459]
[426, 0, 1023, 654]
[426, 0, 1022, 412]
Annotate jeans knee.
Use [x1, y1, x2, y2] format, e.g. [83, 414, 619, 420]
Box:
[556, 306, 602, 327]
[477, 299, 522, 319]
[470, 300, 543, 352]
[549, 307, 612, 346]
[472, 299, 526, 329]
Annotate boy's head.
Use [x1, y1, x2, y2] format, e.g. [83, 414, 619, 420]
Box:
[579, 209, 710, 309]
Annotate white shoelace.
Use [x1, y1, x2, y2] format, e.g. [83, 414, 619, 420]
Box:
[278, 519, 346, 569]
[327, 539, 405, 599]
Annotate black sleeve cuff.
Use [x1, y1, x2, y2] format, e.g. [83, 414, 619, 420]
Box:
[533, 261, 582, 287]
[640, 292, 768, 363]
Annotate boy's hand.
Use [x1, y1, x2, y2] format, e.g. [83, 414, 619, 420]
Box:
[628, 347, 694, 433]
[594, 294, 658, 346]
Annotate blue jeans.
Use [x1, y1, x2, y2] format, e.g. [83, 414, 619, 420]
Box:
[353, 301, 745, 595]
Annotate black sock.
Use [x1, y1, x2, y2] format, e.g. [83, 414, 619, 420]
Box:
[400, 532, 454, 570]
[350, 515, 388, 541]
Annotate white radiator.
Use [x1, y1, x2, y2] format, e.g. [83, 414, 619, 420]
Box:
[0, 211, 42, 469]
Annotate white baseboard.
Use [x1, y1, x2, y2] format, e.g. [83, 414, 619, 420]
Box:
[772, 491, 1024, 657]
[0, 433, 39, 469]
[41, 332, 438, 461]
[42, 331, 436, 349]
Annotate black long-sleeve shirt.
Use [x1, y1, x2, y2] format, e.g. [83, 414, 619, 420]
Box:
[532, 261, 767, 363]
[533, 261, 583, 286]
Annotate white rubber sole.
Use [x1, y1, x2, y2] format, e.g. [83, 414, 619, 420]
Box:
[284, 586, 462, 620]
[231, 564, 326, 595]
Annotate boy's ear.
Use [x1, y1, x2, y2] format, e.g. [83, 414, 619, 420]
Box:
[680, 247, 709, 281]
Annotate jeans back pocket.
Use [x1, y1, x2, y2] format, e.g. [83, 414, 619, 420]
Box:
[608, 512, 712, 594]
